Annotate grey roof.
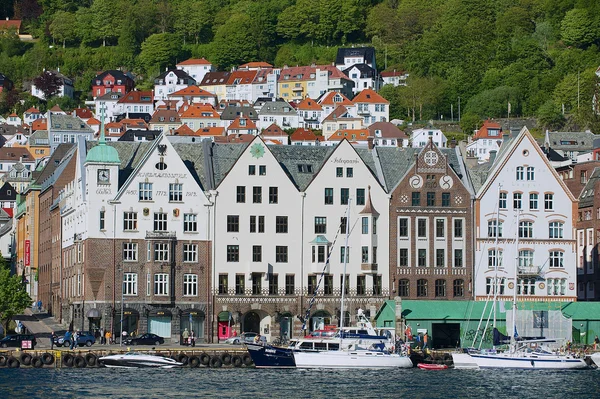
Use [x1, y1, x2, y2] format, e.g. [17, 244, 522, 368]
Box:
[39, 146, 76, 192]
[269, 145, 335, 191]
[546, 131, 599, 151]
[374, 147, 420, 190]
[29, 130, 48, 145]
[86, 141, 153, 187]
[343, 63, 377, 78]
[467, 162, 493, 193]
[0, 218, 13, 237]
[95, 91, 123, 101]
[579, 167, 600, 208]
[48, 114, 93, 132]
[34, 144, 76, 189]
[220, 106, 258, 121]
[335, 47, 376, 67]
[258, 100, 296, 116]
[154, 69, 196, 84]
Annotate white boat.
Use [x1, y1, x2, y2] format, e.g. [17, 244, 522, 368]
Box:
[98, 352, 183, 368]
[590, 352, 600, 366]
[452, 204, 587, 370]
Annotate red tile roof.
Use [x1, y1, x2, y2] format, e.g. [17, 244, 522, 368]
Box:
[473, 120, 503, 140]
[380, 70, 407, 77]
[24, 107, 41, 114]
[87, 117, 100, 125]
[352, 89, 389, 104]
[290, 128, 320, 142]
[262, 123, 286, 136]
[179, 104, 220, 118]
[319, 92, 353, 106]
[328, 128, 371, 141]
[296, 97, 322, 111]
[177, 58, 212, 66]
[196, 127, 225, 136]
[73, 108, 93, 118]
[169, 85, 216, 97]
[0, 20, 21, 31]
[32, 119, 47, 131]
[118, 90, 153, 104]
[322, 105, 361, 122]
[239, 62, 273, 69]
[368, 122, 408, 139]
[174, 124, 195, 136]
[228, 116, 257, 131]
[226, 70, 258, 85]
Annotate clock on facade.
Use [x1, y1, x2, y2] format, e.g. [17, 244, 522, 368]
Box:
[97, 169, 110, 183]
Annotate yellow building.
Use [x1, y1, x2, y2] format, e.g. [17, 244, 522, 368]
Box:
[13, 130, 51, 160]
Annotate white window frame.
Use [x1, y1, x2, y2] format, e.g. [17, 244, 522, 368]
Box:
[183, 244, 198, 263]
[139, 182, 153, 201]
[154, 212, 168, 231]
[184, 213, 198, 232]
[123, 242, 138, 261]
[154, 242, 170, 261]
[183, 274, 198, 296]
[123, 212, 138, 231]
[154, 273, 169, 296]
[123, 273, 138, 295]
[169, 183, 183, 202]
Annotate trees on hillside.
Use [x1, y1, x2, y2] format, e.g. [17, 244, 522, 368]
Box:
[0, 258, 31, 336]
[33, 71, 62, 99]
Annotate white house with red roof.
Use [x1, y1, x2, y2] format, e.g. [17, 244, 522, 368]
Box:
[351, 89, 389, 126]
[180, 104, 221, 130]
[318, 91, 354, 118]
[261, 123, 289, 145]
[6, 113, 21, 127]
[168, 85, 217, 106]
[116, 90, 154, 118]
[466, 120, 503, 162]
[227, 116, 258, 135]
[23, 107, 43, 126]
[368, 122, 409, 147]
[154, 69, 196, 100]
[86, 117, 100, 135]
[176, 58, 214, 84]
[290, 128, 323, 146]
[251, 68, 279, 101]
[226, 70, 258, 102]
[381, 70, 409, 87]
[326, 128, 371, 147]
[322, 106, 363, 139]
[296, 97, 324, 130]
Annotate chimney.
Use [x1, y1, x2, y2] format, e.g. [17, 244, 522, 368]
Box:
[489, 150, 497, 164]
[367, 137, 374, 150]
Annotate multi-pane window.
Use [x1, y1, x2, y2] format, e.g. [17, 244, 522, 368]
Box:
[454, 249, 463, 267]
[499, 192, 507, 209]
[518, 221, 533, 238]
[547, 278, 566, 296]
[435, 279, 446, 297]
[253, 186, 262, 203]
[412, 192, 421, 206]
[183, 274, 197, 296]
[268, 274, 278, 295]
[336, 167, 343, 177]
[356, 188, 365, 205]
[236, 186, 246, 203]
[252, 245, 262, 262]
[373, 275, 382, 295]
[227, 245, 239, 262]
[436, 249, 445, 267]
[227, 215, 239, 232]
[526, 166, 535, 180]
[250, 216, 265, 233]
[218, 274, 228, 294]
[123, 273, 137, 295]
[453, 279, 464, 297]
[248, 165, 256, 175]
[516, 166, 524, 180]
[517, 278, 536, 295]
[154, 243, 169, 261]
[442, 192, 450, 207]
[276, 216, 288, 233]
[276, 246, 288, 263]
[513, 193, 522, 209]
[154, 273, 168, 295]
[340, 217, 347, 234]
[417, 279, 427, 297]
[308, 275, 317, 294]
[435, 219, 445, 238]
[123, 243, 138, 261]
[183, 213, 197, 232]
[518, 250, 534, 269]
[544, 193, 554, 210]
[324, 188, 333, 204]
[549, 222, 564, 238]
[139, 182, 153, 201]
[361, 246, 369, 263]
[324, 275, 333, 295]
[549, 251, 564, 268]
[99, 210, 105, 230]
[169, 183, 183, 202]
[123, 212, 138, 231]
[340, 274, 349, 295]
[346, 167, 353, 177]
[488, 220, 503, 237]
[399, 218, 408, 237]
[356, 275, 366, 296]
[529, 193, 538, 210]
[454, 219, 463, 238]
[285, 274, 295, 295]
[340, 246, 349, 263]
[398, 279, 409, 297]
[154, 212, 167, 231]
[235, 274, 245, 295]
[399, 249, 408, 266]
[341, 188, 349, 205]
[183, 244, 197, 262]
[315, 217, 327, 234]
[362, 217, 369, 234]
[269, 187, 278, 204]
[259, 165, 266, 176]
[417, 219, 427, 237]
[313, 246, 326, 263]
[373, 217, 377, 234]
[488, 249, 503, 268]
[418, 249, 427, 267]
[427, 192, 435, 206]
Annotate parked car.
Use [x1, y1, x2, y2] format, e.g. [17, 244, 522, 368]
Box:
[55, 331, 96, 347]
[225, 332, 266, 345]
[124, 333, 164, 346]
[0, 334, 37, 349]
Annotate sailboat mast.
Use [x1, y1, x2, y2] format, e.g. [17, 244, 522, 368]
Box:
[511, 210, 520, 352]
[492, 184, 502, 329]
[340, 199, 352, 348]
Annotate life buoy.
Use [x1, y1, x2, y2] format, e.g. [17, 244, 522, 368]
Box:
[0, 355, 7, 367]
[242, 353, 253, 366]
[41, 353, 55, 365]
[220, 352, 232, 365]
[209, 356, 222, 368]
[177, 354, 189, 365]
[74, 355, 86, 368]
[20, 353, 32, 366]
[7, 356, 20, 368]
[231, 355, 243, 368]
[63, 354, 74, 367]
[188, 356, 200, 368]
[31, 356, 44, 368]
[199, 353, 210, 366]
[85, 353, 97, 367]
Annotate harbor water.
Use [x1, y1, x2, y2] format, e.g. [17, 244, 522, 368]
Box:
[1, 367, 598, 399]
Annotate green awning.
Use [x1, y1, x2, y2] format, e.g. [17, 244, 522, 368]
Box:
[218, 311, 231, 322]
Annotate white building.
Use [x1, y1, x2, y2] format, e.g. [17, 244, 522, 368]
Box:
[410, 128, 448, 148]
[472, 127, 578, 301]
[257, 99, 300, 130]
[31, 70, 74, 100]
[176, 58, 214, 84]
[154, 70, 196, 101]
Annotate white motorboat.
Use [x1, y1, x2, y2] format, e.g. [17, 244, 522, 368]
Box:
[293, 344, 413, 369]
[98, 352, 183, 368]
[590, 352, 600, 366]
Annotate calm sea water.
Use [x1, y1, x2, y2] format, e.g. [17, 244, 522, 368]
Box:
[0, 367, 598, 399]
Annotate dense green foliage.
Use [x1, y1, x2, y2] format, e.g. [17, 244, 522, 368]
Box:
[1, 0, 600, 132]
[0, 256, 32, 336]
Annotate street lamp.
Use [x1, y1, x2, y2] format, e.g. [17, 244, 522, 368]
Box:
[119, 266, 124, 347]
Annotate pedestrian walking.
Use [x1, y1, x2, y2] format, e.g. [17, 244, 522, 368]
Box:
[70, 331, 78, 350]
[190, 330, 196, 347]
[106, 330, 112, 345]
[51, 331, 57, 350]
[423, 331, 429, 351]
[100, 328, 105, 345]
[182, 328, 190, 346]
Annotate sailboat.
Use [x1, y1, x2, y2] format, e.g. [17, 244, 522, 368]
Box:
[452, 203, 587, 369]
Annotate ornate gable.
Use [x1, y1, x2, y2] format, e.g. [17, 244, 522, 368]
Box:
[416, 139, 446, 175]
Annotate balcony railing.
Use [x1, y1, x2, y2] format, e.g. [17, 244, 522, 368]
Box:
[213, 287, 390, 298]
[518, 266, 541, 276]
[361, 263, 378, 273]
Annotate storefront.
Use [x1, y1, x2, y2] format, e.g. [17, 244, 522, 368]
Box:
[114, 307, 140, 337]
[148, 309, 172, 339]
[86, 308, 102, 333]
[217, 311, 234, 340]
[180, 309, 205, 343]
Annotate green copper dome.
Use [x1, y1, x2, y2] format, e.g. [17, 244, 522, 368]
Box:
[86, 141, 120, 164]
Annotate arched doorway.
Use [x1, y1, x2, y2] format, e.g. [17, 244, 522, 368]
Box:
[148, 309, 172, 339]
[243, 311, 261, 333]
[180, 309, 205, 343]
[86, 308, 102, 335]
[114, 308, 139, 337]
[279, 312, 293, 339]
[310, 310, 332, 332]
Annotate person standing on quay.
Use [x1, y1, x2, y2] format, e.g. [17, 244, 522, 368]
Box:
[182, 328, 190, 346]
[100, 327, 105, 345]
[51, 331, 57, 350]
[190, 330, 195, 347]
[423, 331, 429, 351]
